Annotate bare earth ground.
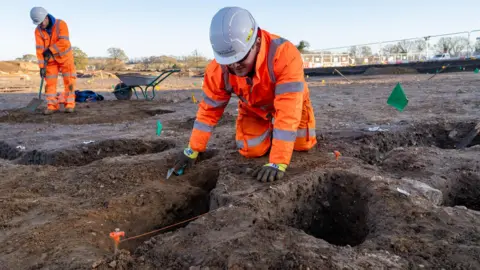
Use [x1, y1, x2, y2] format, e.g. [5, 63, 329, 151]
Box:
[0, 72, 479, 270]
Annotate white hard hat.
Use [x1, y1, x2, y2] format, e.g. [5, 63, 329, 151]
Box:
[30, 7, 48, 25]
[209, 7, 259, 65]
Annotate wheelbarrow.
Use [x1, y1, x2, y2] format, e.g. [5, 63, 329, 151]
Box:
[112, 69, 180, 100]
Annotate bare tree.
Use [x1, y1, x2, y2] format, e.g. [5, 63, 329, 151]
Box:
[396, 40, 413, 53]
[192, 49, 201, 69]
[381, 44, 400, 55]
[435, 37, 452, 54]
[359, 46, 372, 57]
[435, 37, 470, 56]
[349, 46, 358, 58]
[450, 37, 469, 56]
[475, 40, 480, 54]
[412, 40, 427, 53]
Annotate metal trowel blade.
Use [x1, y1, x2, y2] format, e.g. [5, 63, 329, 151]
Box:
[166, 168, 174, 180]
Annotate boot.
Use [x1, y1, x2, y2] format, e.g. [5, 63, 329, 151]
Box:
[64, 108, 74, 113]
[43, 108, 57, 115]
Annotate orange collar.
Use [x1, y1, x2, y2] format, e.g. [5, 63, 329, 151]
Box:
[253, 29, 268, 79]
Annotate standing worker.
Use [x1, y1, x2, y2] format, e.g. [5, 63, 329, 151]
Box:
[173, 6, 317, 182]
[30, 7, 76, 114]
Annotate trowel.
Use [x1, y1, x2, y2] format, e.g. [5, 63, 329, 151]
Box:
[166, 166, 185, 180]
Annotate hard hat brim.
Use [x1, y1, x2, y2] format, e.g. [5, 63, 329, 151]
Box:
[213, 49, 250, 66]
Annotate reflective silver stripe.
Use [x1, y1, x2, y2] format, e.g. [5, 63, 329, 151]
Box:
[53, 44, 60, 54]
[55, 20, 61, 37]
[66, 98, 75, 102]
[273, 128, 296, 142]
[61, 73, 77, 78]
[193, 120, 214, 132]
[267, 37, 288, 83]
[38, 60, 45, 64]
[203, 93, 228, 108]
[275, 82, 304, 95]
[58, 36, 69, 40]
[297, 128, 316, 138]
[45, 75, 58, 79]
[236, 129, 270, 149]
[46, 93, 57, 97]
[36, 45, 45, 49]
[58, 47, 72, 56]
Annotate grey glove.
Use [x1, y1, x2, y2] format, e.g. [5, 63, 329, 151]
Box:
[40, 68, 46, 78]
[252, 163, 287, 182]
[173, 147, 199, 172]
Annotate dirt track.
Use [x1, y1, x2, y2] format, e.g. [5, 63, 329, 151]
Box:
[0, 72, 479, 269]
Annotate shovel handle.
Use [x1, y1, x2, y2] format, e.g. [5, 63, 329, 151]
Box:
[38, 54, 52, 99]
[39, 78, 44, 99]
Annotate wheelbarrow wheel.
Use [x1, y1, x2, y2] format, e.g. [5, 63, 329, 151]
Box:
[113, 83, 133, 100]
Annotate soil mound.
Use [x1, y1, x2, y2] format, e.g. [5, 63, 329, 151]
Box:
[0, 61, 39, 73]
[363, 66, 418, 75]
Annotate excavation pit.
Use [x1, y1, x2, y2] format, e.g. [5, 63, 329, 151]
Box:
[16, 138, 175, 167]
[120, 168, 220, 253]
[287, 171, 371, 247]
[142, 108, 176, 116]
[445, 171, 480, 211]
[0, 141, 22, 160]
[354, 122, 479, 164]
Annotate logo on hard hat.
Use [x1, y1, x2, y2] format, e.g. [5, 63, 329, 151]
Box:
[246, 28, 254, 42]
[216, 46, 235, 56]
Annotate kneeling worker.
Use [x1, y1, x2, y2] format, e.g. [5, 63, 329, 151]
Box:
[30, 6, 76, 114]
[174, 6, 317, 182]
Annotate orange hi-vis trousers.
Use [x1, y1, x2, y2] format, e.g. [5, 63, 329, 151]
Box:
[235, 98, 317, 159]
[44, 58, 76, 110]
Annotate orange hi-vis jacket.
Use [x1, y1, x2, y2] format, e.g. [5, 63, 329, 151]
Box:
[34, 18, 73, 68]
[189, 29, 315, 165]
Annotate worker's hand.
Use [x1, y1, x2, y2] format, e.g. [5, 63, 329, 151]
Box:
[173, 147, 199, 171]
[252, 163, 287, 182]
[40, 68, 46, 78]
[43, 49, 53, 59]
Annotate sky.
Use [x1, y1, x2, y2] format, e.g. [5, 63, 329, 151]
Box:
[1, 0, 478, 61]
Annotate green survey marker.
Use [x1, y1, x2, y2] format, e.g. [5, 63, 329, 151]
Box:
[156, 120, 163, 136]
[475, 68, 479, 74]
[387, 83, 408, 112]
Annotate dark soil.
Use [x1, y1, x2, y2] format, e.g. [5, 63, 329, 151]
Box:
[1, 73, 480, 269]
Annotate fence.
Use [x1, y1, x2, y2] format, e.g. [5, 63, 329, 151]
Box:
[302, 29, 480, 68]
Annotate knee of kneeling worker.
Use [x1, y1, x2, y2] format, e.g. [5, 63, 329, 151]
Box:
[238, 145, 269, 158]
[294, 137, 317, 151]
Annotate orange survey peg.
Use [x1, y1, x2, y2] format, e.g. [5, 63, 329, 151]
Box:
[109, 228, 125, 254]
[333, 150, 341, 161]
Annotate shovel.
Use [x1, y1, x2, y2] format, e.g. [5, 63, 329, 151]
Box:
[21, 77, 45, 113]
[22, 54, 51, 113]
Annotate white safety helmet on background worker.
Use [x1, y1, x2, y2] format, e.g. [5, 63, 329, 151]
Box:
[209, 7, 259, 65]
[30, 7, 48, 25]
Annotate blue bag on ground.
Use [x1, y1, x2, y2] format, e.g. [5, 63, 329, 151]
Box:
[75, 90, 105, 102]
